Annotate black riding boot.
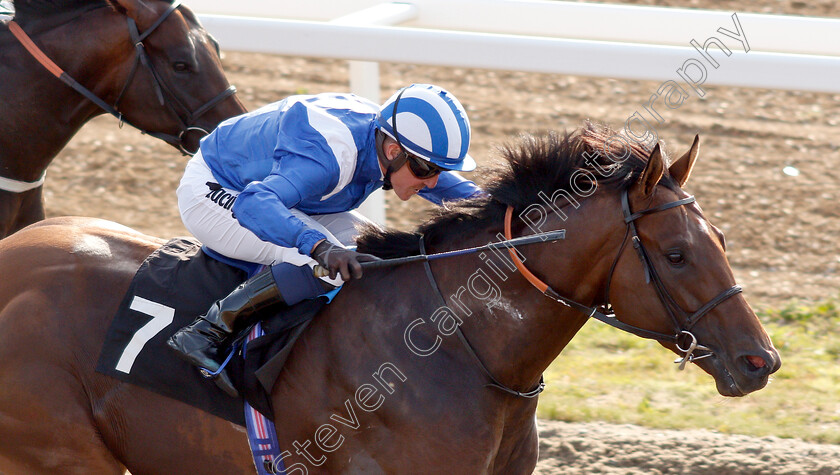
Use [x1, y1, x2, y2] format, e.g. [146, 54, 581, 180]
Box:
[167, 267, 283, 397]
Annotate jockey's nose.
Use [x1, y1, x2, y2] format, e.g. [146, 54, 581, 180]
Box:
[423, 174, 440, 189]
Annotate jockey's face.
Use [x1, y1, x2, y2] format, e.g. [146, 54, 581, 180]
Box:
[382, 138, 440, 201]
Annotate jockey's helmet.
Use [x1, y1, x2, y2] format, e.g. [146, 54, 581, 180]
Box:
[378, 84, 475, 172]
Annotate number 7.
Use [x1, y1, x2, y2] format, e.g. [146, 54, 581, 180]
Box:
[115, 296, 175, 374]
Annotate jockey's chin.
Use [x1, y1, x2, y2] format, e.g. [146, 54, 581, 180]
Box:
[390, 164, 440, 201]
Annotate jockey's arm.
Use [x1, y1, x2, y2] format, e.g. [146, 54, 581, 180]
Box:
[232, 154, 335, 256]
[418, 171, 484, 205]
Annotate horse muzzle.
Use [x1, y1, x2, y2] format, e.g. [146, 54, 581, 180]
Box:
[698, 346, 781, 397]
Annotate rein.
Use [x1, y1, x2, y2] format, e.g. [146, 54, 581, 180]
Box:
[354, 187, 741, 397]
[503, 188, 742, 369]
[419, 237, 546, 399]
[357, 230, 566, 271]
[350, 231, 565, 398]
[8, 0, 236, 157]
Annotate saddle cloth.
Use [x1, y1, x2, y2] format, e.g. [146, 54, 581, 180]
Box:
[95, 237, 324, 424]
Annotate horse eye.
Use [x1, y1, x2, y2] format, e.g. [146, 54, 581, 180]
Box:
[666, 251, 685, 265]
[173, 62, 190, 73]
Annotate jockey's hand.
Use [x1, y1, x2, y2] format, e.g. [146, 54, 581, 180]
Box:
[312, 240, 381, 281]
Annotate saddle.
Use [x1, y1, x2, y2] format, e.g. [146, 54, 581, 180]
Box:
[95, 237, 325, 424]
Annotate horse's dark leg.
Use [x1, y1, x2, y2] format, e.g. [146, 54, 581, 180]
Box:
[490, 413, 540, 475]
[11, 187, 46, 234]
[0, 187, 45, 238]
[0, 190, 23, 238]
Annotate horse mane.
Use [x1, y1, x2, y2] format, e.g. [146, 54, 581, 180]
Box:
[356, 121, 678, 259]
[11, 0, 112, 24]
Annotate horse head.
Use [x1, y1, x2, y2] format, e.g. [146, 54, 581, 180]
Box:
[358, 123, 780, 401]
[501, 124, 781, 397]
[416, 122, 782, 399]
[508, 124, 781, 396]
[104, 0, 244, 153]
[586, 133, 780, 396]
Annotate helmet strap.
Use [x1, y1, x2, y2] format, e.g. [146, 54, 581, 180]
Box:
[378, 88, 409, 191]
[376, 129, 407, 191]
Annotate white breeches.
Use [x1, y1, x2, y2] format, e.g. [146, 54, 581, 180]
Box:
[177, 152, 373, 285]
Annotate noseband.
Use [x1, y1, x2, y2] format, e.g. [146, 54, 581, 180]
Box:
[504, 188, 742, 369]
[9, 0, 236, 155]
[413, 187, 740, 399]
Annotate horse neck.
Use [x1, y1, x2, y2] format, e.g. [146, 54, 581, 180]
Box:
[427, 193, 622, 391]
[0, 7, 122, 177]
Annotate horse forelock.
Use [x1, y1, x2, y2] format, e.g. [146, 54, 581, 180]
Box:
[356, 122, 678, 258]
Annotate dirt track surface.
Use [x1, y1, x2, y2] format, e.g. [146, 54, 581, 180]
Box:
[535, 420, 840, 474]
[35, 0, 839, 473]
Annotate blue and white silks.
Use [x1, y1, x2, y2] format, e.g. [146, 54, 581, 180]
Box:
[199, 93, 482, 258]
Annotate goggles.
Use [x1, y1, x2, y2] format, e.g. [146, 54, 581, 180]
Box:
[405, 153, 444, 179]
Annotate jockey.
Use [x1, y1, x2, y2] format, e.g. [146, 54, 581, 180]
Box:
[167, 84, 482, 395]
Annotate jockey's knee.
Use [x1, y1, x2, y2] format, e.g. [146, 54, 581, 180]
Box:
[270, 262, 337, 306]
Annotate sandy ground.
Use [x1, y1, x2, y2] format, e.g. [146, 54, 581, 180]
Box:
[534, 420, 840, 474]
[30, 0, 840, 473]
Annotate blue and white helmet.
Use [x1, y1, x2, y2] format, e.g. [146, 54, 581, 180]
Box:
[378, 84, 476, 172]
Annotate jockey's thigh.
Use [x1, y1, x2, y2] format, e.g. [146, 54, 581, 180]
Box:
[177, 152, 375, 286]
[308, 210, 374, 248]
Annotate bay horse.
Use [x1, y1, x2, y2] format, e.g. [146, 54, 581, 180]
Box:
[0, 0, 245, 237]
[0, 124, 780, 474]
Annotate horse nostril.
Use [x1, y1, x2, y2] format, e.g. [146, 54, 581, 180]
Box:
[742, 354, 774, 378]
[745, 355, 766, 370]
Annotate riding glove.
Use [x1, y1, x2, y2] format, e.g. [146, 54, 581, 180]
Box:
[312, 240, 380, 280]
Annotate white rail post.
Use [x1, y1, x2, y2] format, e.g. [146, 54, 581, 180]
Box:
[331, 3, 419, 226]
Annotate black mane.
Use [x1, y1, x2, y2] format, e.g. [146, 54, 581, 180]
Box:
[12, 0, 112, 24]
[356, 122, 674, 259]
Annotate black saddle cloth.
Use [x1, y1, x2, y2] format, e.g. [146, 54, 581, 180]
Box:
[95, 237, 323, 424]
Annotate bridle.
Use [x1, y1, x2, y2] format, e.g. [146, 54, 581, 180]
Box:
[504, 187, 742, 371]
[394, 185, 742, 399]
[8, 0, 236, 156]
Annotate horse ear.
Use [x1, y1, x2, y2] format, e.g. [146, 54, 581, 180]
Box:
[638, 143, 665, 196]
[669, 135, 700, 187]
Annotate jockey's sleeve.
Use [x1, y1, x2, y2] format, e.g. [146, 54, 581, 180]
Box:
[232, 153, 338, 256]
[418, 171, 484, 205]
